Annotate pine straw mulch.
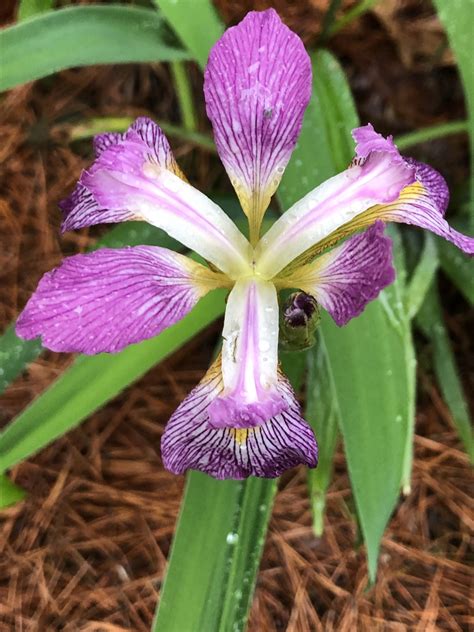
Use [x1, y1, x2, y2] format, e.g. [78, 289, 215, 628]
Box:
[1, 1, 473, 630]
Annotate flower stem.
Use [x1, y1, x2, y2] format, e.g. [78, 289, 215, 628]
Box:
[170, 61, 198, 133]
[395, 120, 468, 151]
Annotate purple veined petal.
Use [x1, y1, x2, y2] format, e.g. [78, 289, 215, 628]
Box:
[161, 355, 318, 480]
[277, 222, 395, 326]
[207, 278, 287, 429]
[204, 9, 312, 243]
[255, 125, 415, 277]
[60, 117, 252, 277]
[16, 246, 223, 354]
[93, 132, 123, 156]
[256, 124, 473, 278]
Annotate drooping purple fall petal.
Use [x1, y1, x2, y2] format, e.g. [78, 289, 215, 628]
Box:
[204, 9, 312, 241]
[256, 124, 473, 277]
[280, 222, 395, 326]
[207, 278, 286, 429]
[60, 117, 252, 276]
[161, 355, 318, 479]
[16, 246, 220, 354]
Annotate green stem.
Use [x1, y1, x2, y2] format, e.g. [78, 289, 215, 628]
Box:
[170, 60, 198, 132]
[318, 0, 343, 43]
[329, 0, 380, 37]
[395, 120, 468, 151]
[68, 116, 216, 152]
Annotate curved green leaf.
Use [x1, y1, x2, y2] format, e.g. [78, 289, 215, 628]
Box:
[153, 0, 224, 70]
[0, 5, 189, 91]
[433, 0, 474, 229]
[280, 50, 415, 582]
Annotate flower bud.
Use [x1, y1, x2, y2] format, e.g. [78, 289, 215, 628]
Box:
[279, 291, 320, 352]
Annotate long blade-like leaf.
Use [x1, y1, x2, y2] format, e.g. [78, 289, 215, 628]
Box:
[280, 50, 415, 581]
[417, 284, 473, 459]
[18, 0, 53, 21]
[306, 339, 339, 536]
[153, 0, 224, 70]
[0, 473, 26, 508]
[0, 5, 189, 91]
[433, 0, 474, 230]
[154, 474, 276, 632]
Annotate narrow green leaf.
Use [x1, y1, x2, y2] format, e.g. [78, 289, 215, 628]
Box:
[395, 120, 469, 151]
[433, 0, 474, 229]
[69, 116, 216, 153]
[18, 0, 53, 21]
[0, 6, 189, 91]
[0, 474, 26, 508]
[279, 50, 415, 581]
[405, 234, 439, 320]
[0, 290, 226, 474]
[438, 239, 474, 305]
[154, 474, 276, 632]
[329, 0, 380, 37]
[153, 0, 224, 70]
[417, 284, 473, 459]
[306, 338, 339, 536]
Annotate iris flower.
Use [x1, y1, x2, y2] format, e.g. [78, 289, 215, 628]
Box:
[17, 10, 473, 480]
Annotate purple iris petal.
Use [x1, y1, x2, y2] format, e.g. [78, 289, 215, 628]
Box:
[353, 124, 472, 254]
[161, 357, 318, 480]
[61, 117, 180, 232]
[256, 123, 473, 277]
[16, 246, 207, 354]
[93, 131, 123, 156]
[204, 8, 312, 239]
[60, 117, 252, 276]
[296, 221, 395, 326]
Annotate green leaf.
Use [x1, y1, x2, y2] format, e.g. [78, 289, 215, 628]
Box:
[0, 5, 189, 91]
[69, 116, 216, 153]
[279, 50, 415, 581]
[0, 290, 225, 474]
[394, 120, 469, 151]
[438, 239, 474, 305]
[154, 474, 276, 632]
[417, 284, 473, 459]
[18, 0, 53, 21]
[306, 338, 339, 536]
[433, 0, 474, 230]
[153, 0, 224, 70]
[0, 474, 26, 508]
[405, 234, 439, 320]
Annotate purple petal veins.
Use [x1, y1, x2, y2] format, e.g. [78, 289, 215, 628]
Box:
[60, 117, 252, 276]
[282, 222, 395, 326]
[161, 356, 318, 479]
[204, 8, 312, 239]
[16, 247, 209, 354]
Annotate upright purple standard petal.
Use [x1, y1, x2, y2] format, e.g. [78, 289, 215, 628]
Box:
[16, 247, 221, 354]
[204, 9, 312, 242]
[60, 117, 252, 277]
[278, 222, 395, 326]
[161, 356, 318, 480]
